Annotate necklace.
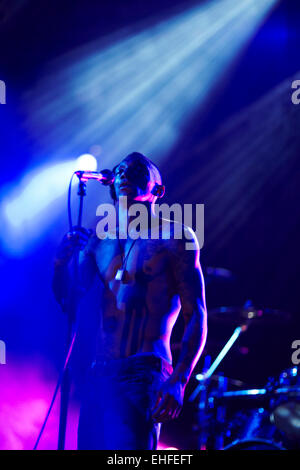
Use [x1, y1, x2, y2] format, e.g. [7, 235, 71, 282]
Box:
[115, 233, 138, 282]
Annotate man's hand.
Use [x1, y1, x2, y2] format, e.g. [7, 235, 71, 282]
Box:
[151, 379, 185, 423]
[55, 226, 92, 265]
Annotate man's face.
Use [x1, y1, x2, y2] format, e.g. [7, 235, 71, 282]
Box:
[113, 157, 156, 202]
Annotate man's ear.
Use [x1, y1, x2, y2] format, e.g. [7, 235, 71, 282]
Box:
[152, 183, 165, 198]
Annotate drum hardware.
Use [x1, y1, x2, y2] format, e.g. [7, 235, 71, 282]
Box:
[269, 366, 300, 443]
[213, 366, 300, 450]
[194, 369, 231, 450]
[189, 301, 258, 450]
[190, 324, 248, 402]
[272, 402, 300, 441]
[196, 355, 212, 450]
[189, 298, 294, 450]
[192, 300, 291, 401]
[208, 304, 291, 324]
[223, 438, 286, 450]
[189, 319, 248, 451]
[204, 267, 235, 284]
[214, 374, 228, 450]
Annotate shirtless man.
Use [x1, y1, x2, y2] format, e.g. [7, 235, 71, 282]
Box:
[53, 152, 207, 450]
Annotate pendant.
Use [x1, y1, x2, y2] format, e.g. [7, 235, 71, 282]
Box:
[115, 268, 124, 281]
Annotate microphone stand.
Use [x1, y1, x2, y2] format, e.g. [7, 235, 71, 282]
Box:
[33, 170, 114, 450]
[57, 177, 86, 450]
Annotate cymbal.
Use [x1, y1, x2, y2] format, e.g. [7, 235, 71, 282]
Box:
[208, 305, 290, 324]
[194, 373, 245, 388]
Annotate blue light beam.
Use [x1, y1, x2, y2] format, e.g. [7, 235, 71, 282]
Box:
[22, 0, 278, 163]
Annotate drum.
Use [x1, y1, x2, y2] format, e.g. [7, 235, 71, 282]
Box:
[224, 407, 286, 450]
[224, 367, 300, 450]
[224, 438, 285, 450]
[270, 367, 300, 444]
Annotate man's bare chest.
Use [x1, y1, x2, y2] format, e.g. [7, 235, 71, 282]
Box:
[94, 238, 170, 285]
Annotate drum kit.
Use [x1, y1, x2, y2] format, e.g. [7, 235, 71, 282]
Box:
[188, 267, 300, 450]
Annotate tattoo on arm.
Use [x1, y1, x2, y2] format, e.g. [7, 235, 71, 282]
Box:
[169, 231, 207, 384]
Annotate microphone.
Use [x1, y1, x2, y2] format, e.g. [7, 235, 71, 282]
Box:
[75, 169, 115, 185]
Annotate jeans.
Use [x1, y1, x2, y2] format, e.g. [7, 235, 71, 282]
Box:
[77, 352, 173, 450]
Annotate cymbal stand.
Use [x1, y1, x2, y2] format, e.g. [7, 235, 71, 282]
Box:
[190, 324, 248, 402]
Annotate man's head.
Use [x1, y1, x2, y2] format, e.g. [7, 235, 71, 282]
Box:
[110, 152, 165, 203]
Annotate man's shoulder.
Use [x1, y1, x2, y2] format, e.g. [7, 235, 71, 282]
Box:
[159, 218, 199, 251]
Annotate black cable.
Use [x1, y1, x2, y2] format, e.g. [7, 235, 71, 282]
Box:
[33, 326, 78, 450]
[68, 172, 76, 231]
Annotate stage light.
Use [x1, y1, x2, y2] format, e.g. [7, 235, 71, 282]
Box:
[3, 161, 74, 230]
[0, 153, 99, 255]
[75, 153, 98, 171]
[0, 359, 79, 450]
[3, 154, 97, 230]
[157, 443, 179, 450]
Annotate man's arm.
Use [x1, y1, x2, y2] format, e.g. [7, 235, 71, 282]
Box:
[52, 228, 97, 311]
[152, 227, 207, 422]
